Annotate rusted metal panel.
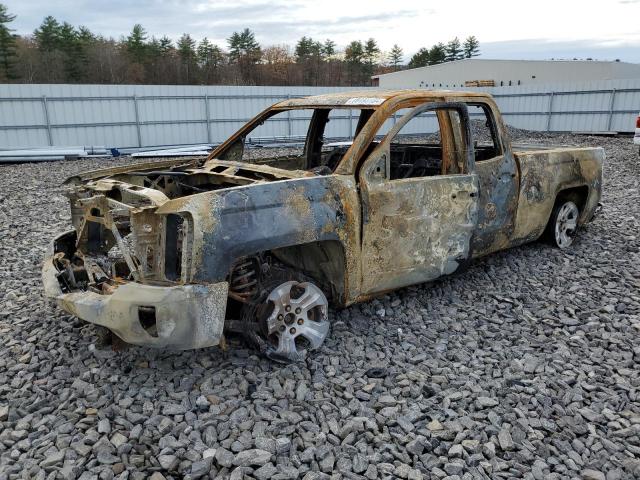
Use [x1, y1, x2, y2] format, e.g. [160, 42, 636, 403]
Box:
[359, 173, 479, 293]
[511, 147, 604, 244]
[41, 89, 604, 352]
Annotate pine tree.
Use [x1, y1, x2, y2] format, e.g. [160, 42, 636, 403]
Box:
[77, 26, 95, 44]
[294, 36, 313, 61]
[408, 47, 430, 68]
[177, 33, 195, 62]
[239, 28, 261, 62]
[159, 36, 173, 55]
[227, 31, 242, 62]
[428, 43, 446, 64]
[363, 38, 380, 83]
[345, 40, 364, 64]
[445, 37, 463, 62]
[322, 39, 336, 58]
[388, 44, 403, 70]
[363, 38, 380, 65]
[345, 40, 364, 85]
[177, 33, 196, 82]
[227, 28, 261, 63]
[463, 36, 480, 58]
[198, 38, 224, 74]
[34, 15, 62, 51]
[0, 3, 17, 80]
[126, 24, 147, 63]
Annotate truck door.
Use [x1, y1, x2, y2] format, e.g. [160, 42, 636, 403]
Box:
[463, 102, 518, 256]
[358, 102, 480, 295]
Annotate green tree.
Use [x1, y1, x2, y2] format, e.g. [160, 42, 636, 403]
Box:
[408, 47, 430, 68]
[34, 15, 62, 51]
[77, 26, 95, 44]
[322, 39, 336, 58]
[294, 36, 314, 61]
[345, 40, 364, 64]
[463, 36, 480, 58]
[445, 37, 463, 62]
[197, 38, 223, 68]
[227, 28, 261, 63]
[294, 36, 323, 85]
[363, 38, 380, 83]
[177, 33, 195, 61]
[58, 21, 86, 81]
[125, 24, 147, 63]
[344, 40, 364, 85]
[227, 28, 261, 83]
[158, 36, 173, 56]
[428, 43, 446, 64]
[177, 33, 196, 82]
[0, 3, 17, 80]
[388, 44, 403, 70]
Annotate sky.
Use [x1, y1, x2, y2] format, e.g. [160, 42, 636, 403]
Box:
[4, 0, 640, 62]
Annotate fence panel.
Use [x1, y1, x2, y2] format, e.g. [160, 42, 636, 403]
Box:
[0, 81, 639, 150]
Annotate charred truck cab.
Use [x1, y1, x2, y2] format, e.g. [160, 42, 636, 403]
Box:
[43, 90, 603, 361]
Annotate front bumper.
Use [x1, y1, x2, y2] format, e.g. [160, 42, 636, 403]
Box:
[42, 231, 228, 350]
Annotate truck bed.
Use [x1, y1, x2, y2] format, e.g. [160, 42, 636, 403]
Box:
[511, 146, 604, 244]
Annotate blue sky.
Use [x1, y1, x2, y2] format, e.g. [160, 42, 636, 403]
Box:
[4, 0, 640, 62]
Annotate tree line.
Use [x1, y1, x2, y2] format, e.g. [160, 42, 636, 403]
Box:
[0, 4, 480, 86]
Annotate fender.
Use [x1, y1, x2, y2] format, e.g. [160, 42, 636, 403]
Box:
[158, 175, 361, 284]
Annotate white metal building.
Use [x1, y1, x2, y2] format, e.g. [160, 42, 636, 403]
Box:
[372, 59, 640, 89]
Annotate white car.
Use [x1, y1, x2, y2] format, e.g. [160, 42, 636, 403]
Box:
[635, 112, 640, 156]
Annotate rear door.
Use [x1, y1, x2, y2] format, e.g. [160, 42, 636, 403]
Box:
[463, 102, 518, 256]
[358, 102, 480, 294]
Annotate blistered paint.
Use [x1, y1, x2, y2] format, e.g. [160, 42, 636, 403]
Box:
[43, 89, 604, 351]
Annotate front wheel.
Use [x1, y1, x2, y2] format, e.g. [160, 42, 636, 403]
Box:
[546, 199, 580, 249]
[241, 268, 330, 362]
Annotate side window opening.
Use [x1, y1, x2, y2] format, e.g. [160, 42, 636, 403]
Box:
[383, 107, 466, 180]
[467, 104, 501, 162]
[222, 107, 371, 173]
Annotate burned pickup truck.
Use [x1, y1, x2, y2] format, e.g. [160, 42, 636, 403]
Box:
[43, 90, 603, 361]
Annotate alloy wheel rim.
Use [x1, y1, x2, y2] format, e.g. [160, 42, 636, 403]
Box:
[264, 281, 329, 361]
[555, 202, 579, 249]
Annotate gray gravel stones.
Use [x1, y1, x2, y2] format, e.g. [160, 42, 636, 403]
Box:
[1, 133, 639, 479]
[232, 448, 271, 467]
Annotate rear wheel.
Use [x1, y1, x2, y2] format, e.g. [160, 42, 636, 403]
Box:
[241, 267, 330, 362]
[546, 198, 580, 249]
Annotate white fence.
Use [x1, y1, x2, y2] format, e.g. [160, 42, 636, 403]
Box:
[0, 80, 638, 150]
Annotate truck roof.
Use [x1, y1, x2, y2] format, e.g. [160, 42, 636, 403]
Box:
[275, 89, 493, 108]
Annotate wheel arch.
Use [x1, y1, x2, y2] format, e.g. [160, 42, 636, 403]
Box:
[269, 240, 348, 306]
[554, 185, 590, 213]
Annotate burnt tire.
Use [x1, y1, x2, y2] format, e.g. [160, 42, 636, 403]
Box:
[95, 325, 113, 347]
[545, 196, 580, 249]
[241, 266, 329, 363]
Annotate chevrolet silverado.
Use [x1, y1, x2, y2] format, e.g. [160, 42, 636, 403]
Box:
[42, 90, 603, 362]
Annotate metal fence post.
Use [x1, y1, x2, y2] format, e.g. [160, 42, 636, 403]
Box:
[41, 95, 53, 146]
[606, 88, 617, 132]
[348, 110, 353, 139]
[204, 94, 211, 144]
[546, 92, 555, 132]
[132, 95, 142, 147]
[286, 94, 292, 138]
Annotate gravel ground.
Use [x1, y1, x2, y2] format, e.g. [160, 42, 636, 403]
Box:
[1, 133, 639, 480]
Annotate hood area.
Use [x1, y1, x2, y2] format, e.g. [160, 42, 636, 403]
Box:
[68, 159, 314, 205]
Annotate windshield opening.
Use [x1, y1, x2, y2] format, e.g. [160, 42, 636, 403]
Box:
[214, 107, 375, 174]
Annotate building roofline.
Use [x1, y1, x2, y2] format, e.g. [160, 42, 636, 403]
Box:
[372, 58, 640, 79]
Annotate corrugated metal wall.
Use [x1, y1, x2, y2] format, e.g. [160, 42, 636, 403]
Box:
[0, 81, 638, 150]
[473, 79, 640, 134]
